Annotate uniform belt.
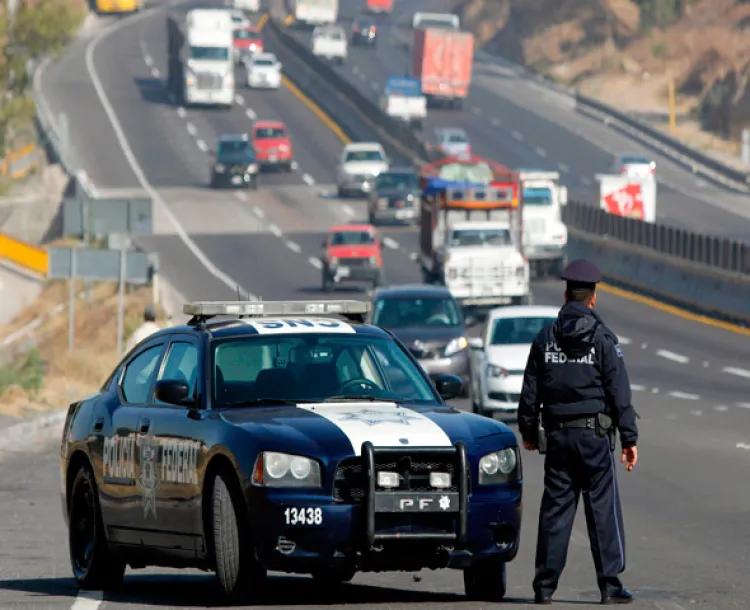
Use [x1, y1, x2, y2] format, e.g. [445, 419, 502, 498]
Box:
[548, 416, 596, 430]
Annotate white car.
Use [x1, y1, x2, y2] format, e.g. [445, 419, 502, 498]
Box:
[230, 9, 250, 29]
[311, 25, 347, 64]
[610, 152, 655, 179]
[337, 142, 389, 198]
[246, 53, 282, 89]
[468, 305, 559, 418]
[435, 127, 471, 157]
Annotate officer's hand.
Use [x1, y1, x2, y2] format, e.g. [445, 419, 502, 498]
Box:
[621, 446, 637, 471]
[523, 441, 537, 451]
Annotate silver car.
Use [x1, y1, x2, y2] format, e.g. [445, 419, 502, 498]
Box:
[435, 127, 471, 158]
[611, 153, 655, 178]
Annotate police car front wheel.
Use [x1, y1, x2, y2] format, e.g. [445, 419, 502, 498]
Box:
[68, 465, 126, 590]
[463, 558, 507, 601]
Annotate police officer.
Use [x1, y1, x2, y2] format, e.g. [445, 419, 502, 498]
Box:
[518, 259, 639, 605]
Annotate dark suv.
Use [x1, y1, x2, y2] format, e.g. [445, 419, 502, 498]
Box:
[210, 134, 259, 189]
[367, 167, 420, 225]
[369, 284, 470, 393]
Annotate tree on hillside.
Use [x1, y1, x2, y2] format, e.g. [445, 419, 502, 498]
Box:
[632, 0, 688, 31]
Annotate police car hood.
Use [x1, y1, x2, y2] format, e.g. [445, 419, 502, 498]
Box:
[553, 302, 602, 359]
[220, 402, 514, 458]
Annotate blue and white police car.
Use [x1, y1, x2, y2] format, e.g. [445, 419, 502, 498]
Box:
[60, 300, 522, 602]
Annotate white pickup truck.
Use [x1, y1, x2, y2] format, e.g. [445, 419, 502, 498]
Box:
[311, 25, 347, 64]
[380, 77, 426, 130]
[518, 169, 569, 277]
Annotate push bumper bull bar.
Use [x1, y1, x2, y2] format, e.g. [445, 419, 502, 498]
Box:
[362, 440, 469, 547]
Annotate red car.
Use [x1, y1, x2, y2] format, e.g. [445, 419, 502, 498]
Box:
[233, 27, 263, 64]
[252, 121, 294, 171]
[321, 224, 383, 291]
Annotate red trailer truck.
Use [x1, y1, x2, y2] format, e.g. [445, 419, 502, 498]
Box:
[411, 28, 474, 109]
[366, 0, 392, 14]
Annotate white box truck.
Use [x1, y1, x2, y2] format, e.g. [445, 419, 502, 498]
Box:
[294, 0, 338, 26]
[167, 9, 235, 108]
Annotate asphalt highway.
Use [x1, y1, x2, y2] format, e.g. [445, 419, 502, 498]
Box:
[20, 1, 750, 608]
[287, 0, 750, 239]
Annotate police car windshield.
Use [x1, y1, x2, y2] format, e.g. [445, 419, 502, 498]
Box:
[491, 316, 556, 345]
[449, 228, 511, 247]
[212, 333, 437, 405]
[371, 296, 462, 329]
[190, 46, 230, 61]
[330, 231, 374, 245]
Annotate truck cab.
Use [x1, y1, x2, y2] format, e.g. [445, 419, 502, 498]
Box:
[321, 224, 384, 291]
[518, 169, 568, 277]
[380, 77, 427, 130]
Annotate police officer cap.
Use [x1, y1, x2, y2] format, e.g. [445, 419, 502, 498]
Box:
[560, 259, 601, 288]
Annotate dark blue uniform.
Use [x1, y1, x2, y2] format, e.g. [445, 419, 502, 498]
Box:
[518, 260, 638, 605]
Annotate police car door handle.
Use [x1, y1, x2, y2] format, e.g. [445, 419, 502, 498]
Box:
[92, 417, 105, 433]
[138, 418, 151, 434]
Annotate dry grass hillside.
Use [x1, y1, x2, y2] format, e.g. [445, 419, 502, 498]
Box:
[458, 0, 750, 160]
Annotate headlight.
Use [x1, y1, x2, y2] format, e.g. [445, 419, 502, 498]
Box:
[444, 336, 468, 357]
[252, 452, 322, 487]
[516, 266, 525, 277]
[278, 144, 290, 152]
[369, 256, 378, 264]
[407, 193, 414, 201]
[215, 164, 226, 172]
[478, 448, 520, 485]
[247, 163, 259, 173]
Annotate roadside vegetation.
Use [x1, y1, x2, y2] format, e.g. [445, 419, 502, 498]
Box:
[0, 282, 168, 419]
[0, 0, 87, 189]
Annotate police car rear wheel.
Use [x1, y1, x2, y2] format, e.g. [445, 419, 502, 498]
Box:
[212, 470, 266, 603]
[463, 558, 507, 601]
[68, 466, 126, 590]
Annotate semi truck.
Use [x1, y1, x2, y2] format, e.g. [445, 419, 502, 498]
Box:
[415, 156, 531, 313]
[167, 9, 235, 108]
[293, 0, 339, 26]
[411, 28, 474, 109]
[518, 169, 569, 277]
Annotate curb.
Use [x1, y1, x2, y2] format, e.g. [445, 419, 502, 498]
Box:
[0, 409, 65, 450]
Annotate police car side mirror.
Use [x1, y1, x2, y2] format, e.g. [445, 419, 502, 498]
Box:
[434, 374, 462, 400]
[468, 337, 483, 350]
[155, 379, 194, 407]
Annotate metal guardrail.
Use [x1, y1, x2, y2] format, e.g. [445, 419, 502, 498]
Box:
[575, 93, 750, 191]
[563, 201, 750, 275]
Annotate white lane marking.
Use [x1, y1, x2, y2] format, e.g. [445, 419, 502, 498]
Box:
[151, 67, 159, 78]
[382, 237, 399, 250]
[651, 388, 660, 393]
[246, 108, 256, 120]
[736, 402, 750, 409]
[144, 55, 153, 67]
[186, 122, 197, 136]
[235, 94, 244, 105]
[252, 206, 265, 219]
[618, 336, 631, 345]
[196, 139, 208, 152]
[580, 176, 592, 185]
[511, 130, 523, 141]
[723, 366, 750, 379]
[308, 256, 322, 269]
[302, 173, 315, 185]
[689, 410, 703, 416]
[269, 223, 282, 237]
[177, 106, 186, 118]
[558, 162, 569, 173]
[234, 191, 247, 201]
[286, 240, 301, 253]
[342, 204, 355, 216]
[471, 106, 481, 115]
[630, 384, 645, 391]
[534, 146, 547, 157]
[703, 361, 710, 367]
[291, 160, 299, 171]
[640, 342, 648, 349]
[656, 349, 689, 364]
[714, 405, 729, 412]
[71, 590, 103, 610]
[491, 118, 501, 126]
[668, 391, 700, 401]
[737, 443, 750, 451]
[86, 14, 250, 295]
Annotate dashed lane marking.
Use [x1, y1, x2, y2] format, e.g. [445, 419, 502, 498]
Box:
[151, 67, 159, 78]
[534, 146, 547, 157]
[342, 204, 355, 216]
[668, 391, 700, 400]
[71, 591, 103, 610]
[737, 443, 750, 451]
[308, 256, 322, 269]
[177, 106, 186, 118]
[491, 118, 501, 126]
[246, 108, 256, 120]
[723, 366, 750, 379]
[234, 94, 244, 105]
[196, 139, 207, 152]
[618, 336, 631, 345]
[714, 405, 729, 412]
[286, 240, 301, 253]
[630, 384, 646, 391]
[737, 403, 750, 409]
[383, 237, 399, 250]
[291, 160, 299, 171]
[656, 349, 689, 364]
[471, 106, 481, 115]
[186, 122, 196, 136]
[234, 191, 247, 201]
[511, 130, 523, 141]
[689, 410, 703, 416]
[252, 206, 265, 219]
[558, 162, 569, 173]
[144, 55, 153, 67]
[302, 173, 315, 185]
[269, 223, 282, 237]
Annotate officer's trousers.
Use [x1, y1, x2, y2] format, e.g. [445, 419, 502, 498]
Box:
[533, 427, 626, 596]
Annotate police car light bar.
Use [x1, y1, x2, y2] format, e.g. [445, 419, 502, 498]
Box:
[183, 300, 372, 317]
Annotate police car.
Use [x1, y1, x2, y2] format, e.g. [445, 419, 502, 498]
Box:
[61, 300, 522, 603]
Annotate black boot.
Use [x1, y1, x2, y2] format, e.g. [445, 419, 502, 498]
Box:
[534, 590, 553, 604]
[601, 587, 634, 604]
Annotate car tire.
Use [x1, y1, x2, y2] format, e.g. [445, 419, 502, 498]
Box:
[212, 470, 266, 604]
[463, 558, 507, 601]
[68, 465, 126, 591]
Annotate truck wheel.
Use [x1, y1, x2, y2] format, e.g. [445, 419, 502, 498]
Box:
[212, 470, 266, 604]
[464, 558, 507, 601]
[68, 465, 126, 590]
